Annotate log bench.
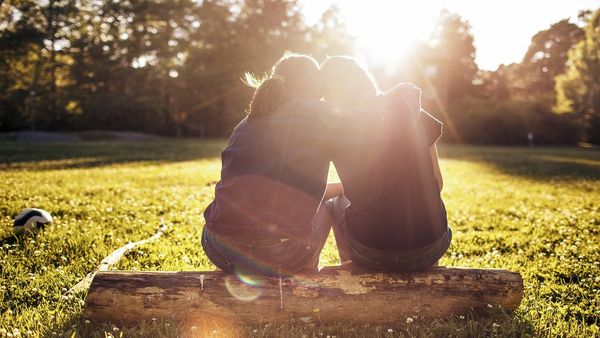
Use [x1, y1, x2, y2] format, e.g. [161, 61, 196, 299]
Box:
[83, 266, 523, 324]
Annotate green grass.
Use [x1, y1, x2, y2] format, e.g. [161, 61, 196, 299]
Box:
[0, 140, 599, 337]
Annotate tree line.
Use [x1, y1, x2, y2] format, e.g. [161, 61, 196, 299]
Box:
[0, 1, 598, 144]
[0, 0, 353, 137]
[373, 9, 599, 145]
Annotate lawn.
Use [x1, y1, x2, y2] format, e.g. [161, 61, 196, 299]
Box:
[0, 140, 599, 337]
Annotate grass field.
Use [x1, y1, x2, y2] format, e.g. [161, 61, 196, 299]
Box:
[0, 140, 599, 337]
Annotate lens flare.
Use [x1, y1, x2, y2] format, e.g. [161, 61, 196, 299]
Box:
[235, 271, 263, 287]
[224, 271, 264, 302]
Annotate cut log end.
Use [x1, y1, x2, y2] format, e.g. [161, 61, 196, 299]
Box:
[84, 266, 523, 324]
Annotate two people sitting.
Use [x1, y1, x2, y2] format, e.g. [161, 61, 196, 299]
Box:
[202, 53, 451, 276]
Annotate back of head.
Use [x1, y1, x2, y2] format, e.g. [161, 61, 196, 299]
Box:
[245, 53, 320, 119]
[320, 56, 379, 106]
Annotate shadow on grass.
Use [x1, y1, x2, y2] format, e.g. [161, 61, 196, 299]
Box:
[0, 139, 227, 171]
[0, 235, 18, 247]
[439, 145, 600, 181]
[3, 141, 599, 182]
[0, 228, 45, 247]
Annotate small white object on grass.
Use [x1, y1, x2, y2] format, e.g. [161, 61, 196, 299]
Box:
[12, 208, 53, 234]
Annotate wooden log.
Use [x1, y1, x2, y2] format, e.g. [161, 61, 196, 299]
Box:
[83, 267, 523, 324]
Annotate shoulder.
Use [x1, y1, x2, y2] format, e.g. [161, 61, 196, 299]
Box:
[228, 116, 250, 137]
[233, 116, 249, 129]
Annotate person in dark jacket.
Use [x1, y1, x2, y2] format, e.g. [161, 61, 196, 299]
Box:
[202, 53, 341, 276]
[320, 56, 451, 271]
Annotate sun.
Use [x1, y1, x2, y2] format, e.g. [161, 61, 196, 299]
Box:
[331, 1, 438, 63]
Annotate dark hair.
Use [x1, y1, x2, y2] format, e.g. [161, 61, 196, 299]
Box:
[244, 53, 320, 119]
[320, 56, 379, 106]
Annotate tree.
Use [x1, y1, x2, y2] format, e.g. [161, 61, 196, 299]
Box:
[179, 0, 242, 137]
[555, 9, 600, 143]
[429, 10, 478, 105]
[307, 4, 354, 60]
[476, 65, 511, 101]
[0, 0, 77, 130]
[0, 1, 43, 130]
[520, 19, 584, 96]
[179, 0, 315, 137]
[0, 0, 355, 135]
[69, 0, 198, 133]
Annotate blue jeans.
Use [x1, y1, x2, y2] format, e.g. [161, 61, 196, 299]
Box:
[328, 195, 452, 271]
[201, 201, 334, 276]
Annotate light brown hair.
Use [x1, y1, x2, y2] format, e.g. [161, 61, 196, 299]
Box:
[244, 53, 320, 119]
[320, 56, 380, 106]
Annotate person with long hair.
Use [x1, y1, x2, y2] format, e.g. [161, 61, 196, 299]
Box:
[202, 53, 341, 276]
[320, 56, 451, 271]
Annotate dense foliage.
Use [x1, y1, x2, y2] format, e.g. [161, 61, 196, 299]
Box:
[443, 97, 580, 145]
[454, 10, 599, 145]
[0, 0, 353, 136]
[555, 10, 600, 144]
[0, 2, 598, 144]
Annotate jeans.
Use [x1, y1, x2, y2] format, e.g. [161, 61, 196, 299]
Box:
[328, 195, 452, 272]
[201, 201, 334, 276]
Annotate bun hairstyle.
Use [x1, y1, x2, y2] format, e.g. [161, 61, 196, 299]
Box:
[320, 56, 380, 106]
[244, 53, 320, 119]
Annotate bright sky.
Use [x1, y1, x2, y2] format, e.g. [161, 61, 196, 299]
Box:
[302, 0, 598, 70]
